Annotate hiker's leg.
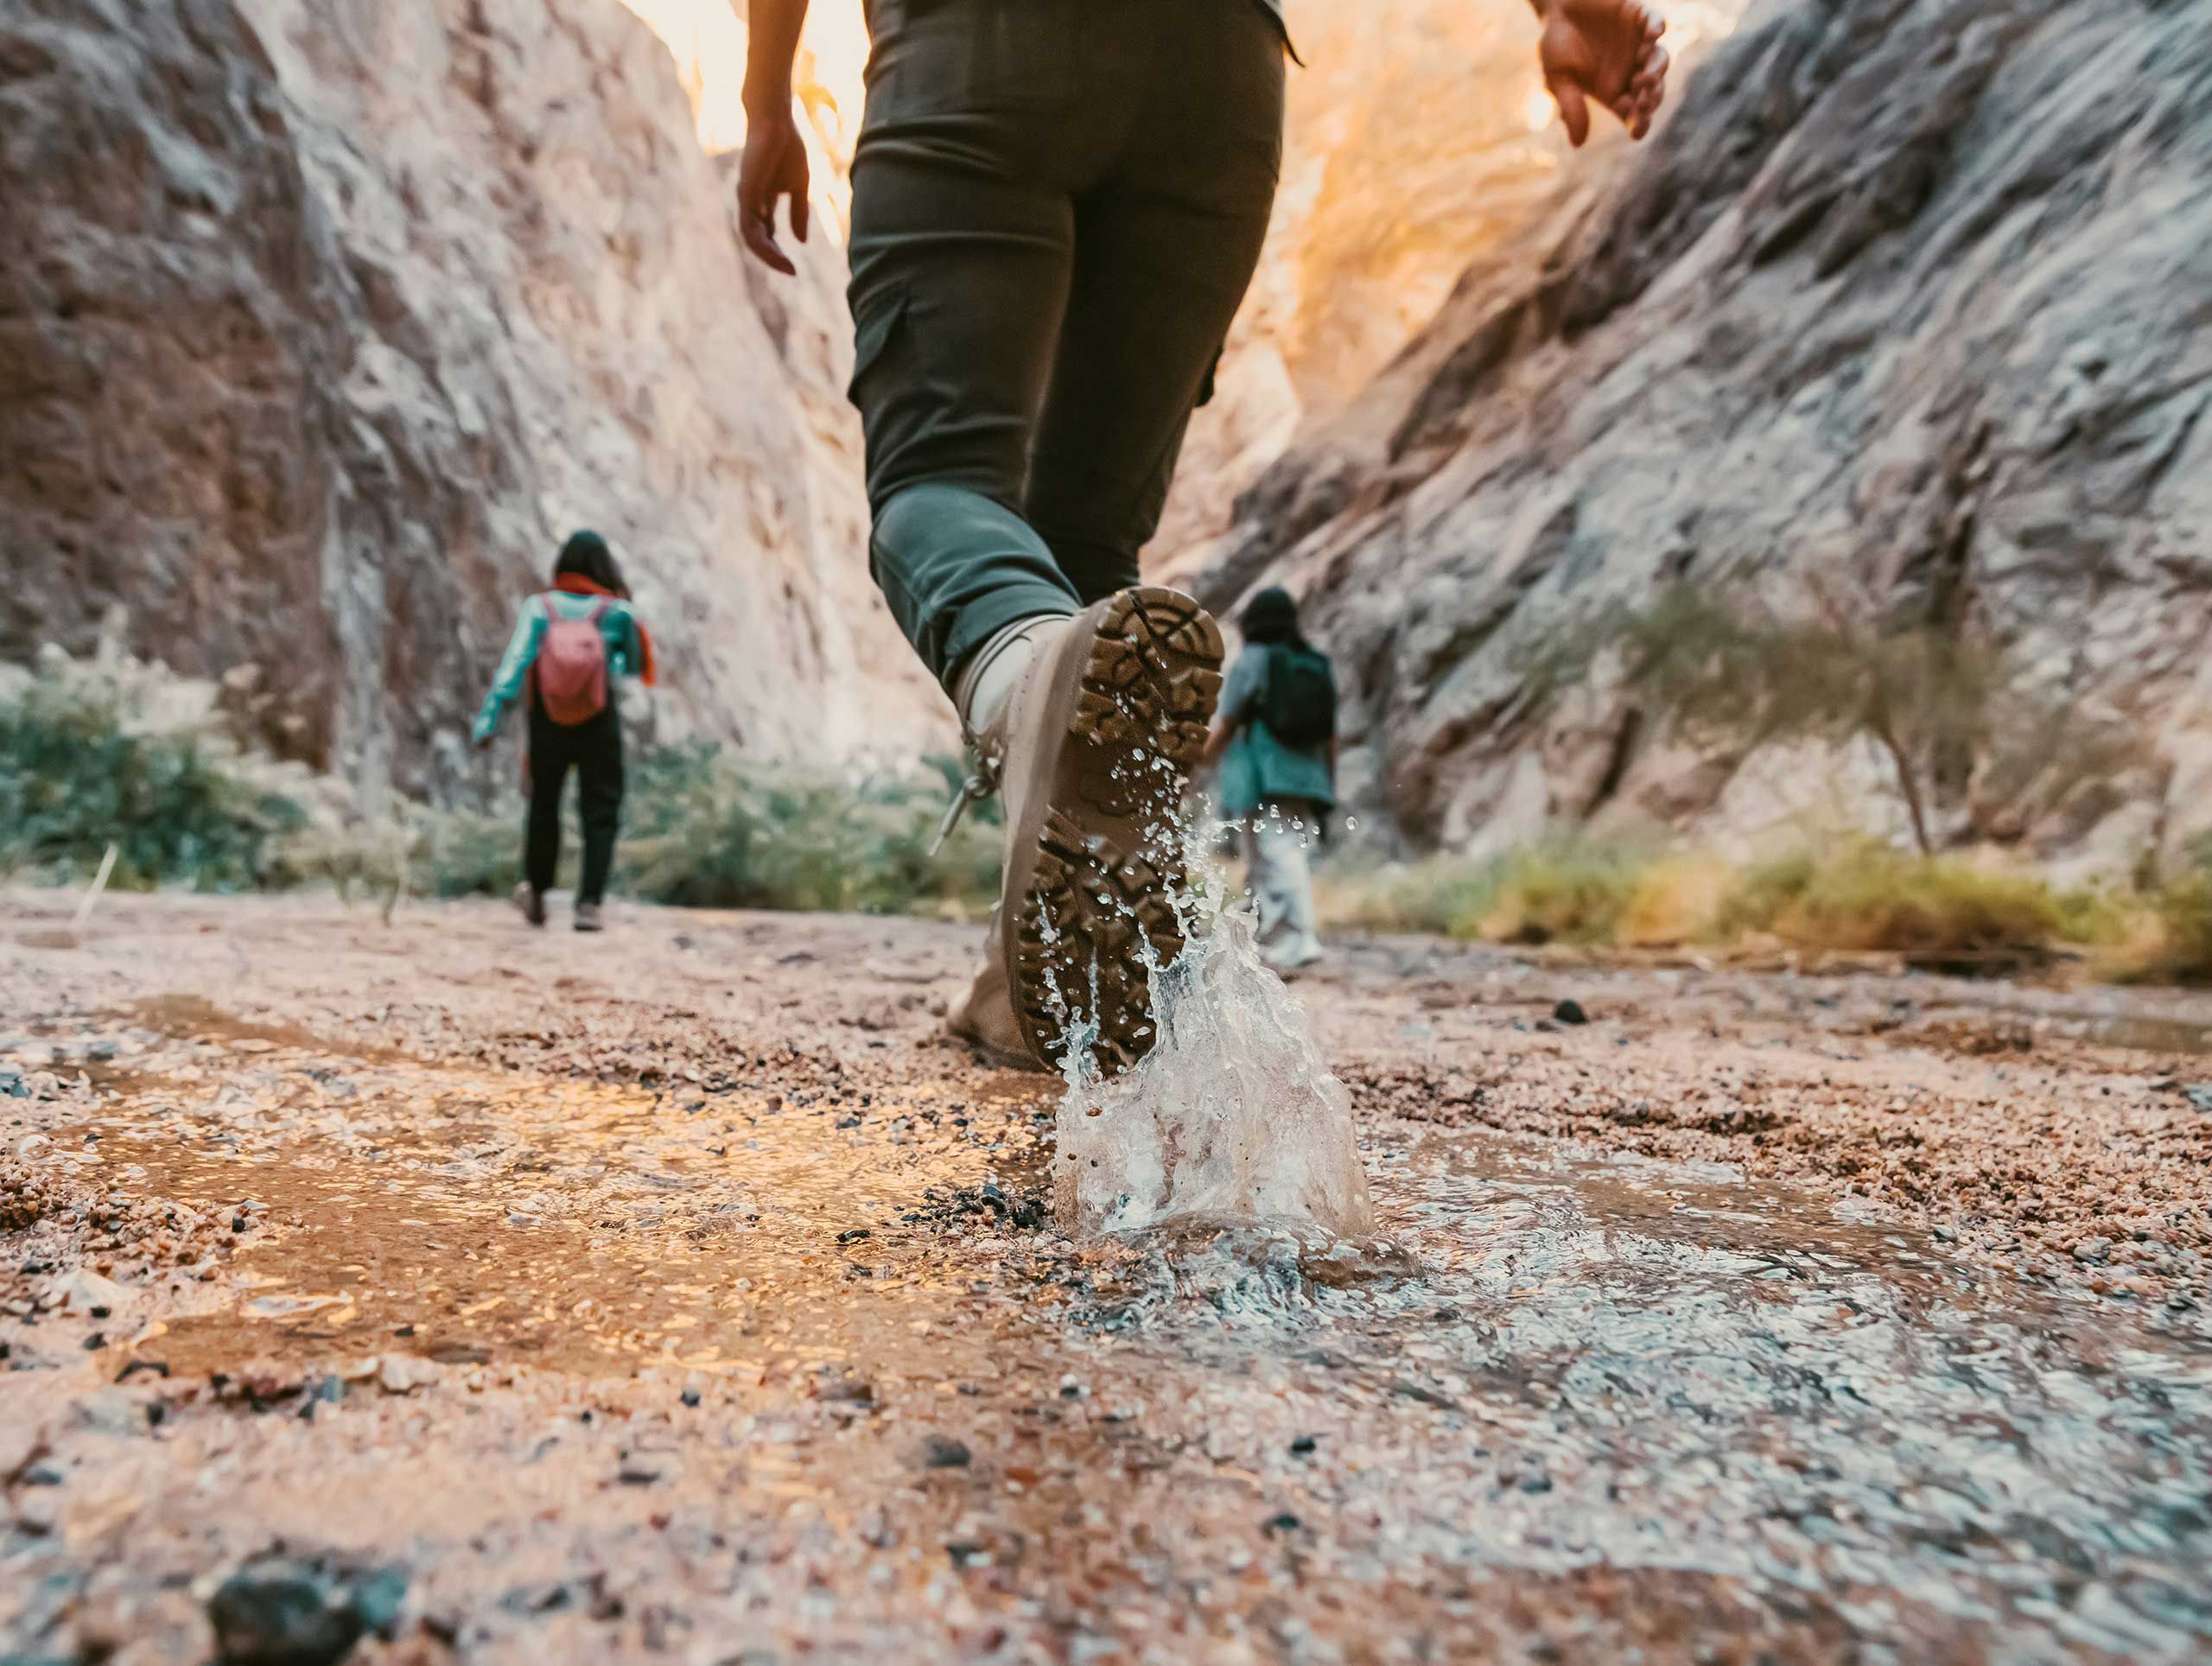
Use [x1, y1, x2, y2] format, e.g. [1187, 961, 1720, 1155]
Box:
[1250, 799, 1325, 969]
[1023, 0, 1284, 604]
[1279, 798, 1327, 965]
[1247, 807, 1294, 958]
[575, 711, 625, 906]
[523, 710, 569, 896]
[846, 0, 1136, 688]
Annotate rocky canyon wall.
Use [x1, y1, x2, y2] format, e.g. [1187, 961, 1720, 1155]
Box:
[1154, 0, 1747, 565]
[1196, 0, 2212, 871]
[0, 0, 939, 808]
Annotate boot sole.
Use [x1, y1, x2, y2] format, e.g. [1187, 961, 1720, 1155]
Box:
[1001, 587, 1224, 1078]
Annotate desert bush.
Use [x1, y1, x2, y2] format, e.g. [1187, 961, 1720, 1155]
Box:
[1477, 838, 1649, 944]
[1315, 855, 1504, 938]
[2100, 842, 2212, 985]
[1717, 841, 2062, 956]
[611, 741, 999, 918]
[1522, 583, 2141, 855]
[0, 662, 305, 891]
[1318, 836, 1656, 944]
[1325, 835, 2102, 964]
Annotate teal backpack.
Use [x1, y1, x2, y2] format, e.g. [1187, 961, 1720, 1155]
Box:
[1260, 642, 1337, 748]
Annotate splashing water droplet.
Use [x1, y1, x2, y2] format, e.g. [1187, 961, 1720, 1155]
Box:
[1051, 827, 1375, 1245]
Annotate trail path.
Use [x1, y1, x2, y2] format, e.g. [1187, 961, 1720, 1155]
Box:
[3, 891, 2209, 1663]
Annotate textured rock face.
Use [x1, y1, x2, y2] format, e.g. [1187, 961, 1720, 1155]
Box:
[1196, 0, 2212, 868]
[1, 0, 938, 805]
[1154, 0, 1586, 563]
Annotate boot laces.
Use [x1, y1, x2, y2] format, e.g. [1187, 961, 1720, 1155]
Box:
[929, 727, 1003, 857]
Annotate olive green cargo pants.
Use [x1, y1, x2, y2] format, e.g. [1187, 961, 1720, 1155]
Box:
[847, 0, 1287, 689]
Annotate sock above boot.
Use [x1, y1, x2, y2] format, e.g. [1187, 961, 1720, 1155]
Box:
[954, 614, 1072, 756]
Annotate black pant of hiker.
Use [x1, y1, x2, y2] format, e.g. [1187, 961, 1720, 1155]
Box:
[524, 700, 624, 905]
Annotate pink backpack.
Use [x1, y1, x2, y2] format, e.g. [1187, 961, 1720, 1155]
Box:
[531, 595, 611, 725]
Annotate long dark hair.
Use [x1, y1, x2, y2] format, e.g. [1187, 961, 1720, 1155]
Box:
[552, 529, 629, 599]
[1241, 585, 1305, 648]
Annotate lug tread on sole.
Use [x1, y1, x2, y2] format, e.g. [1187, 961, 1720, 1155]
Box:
[1014, 810, 1185, 1077]
[1012, 588, 1223, 1076]
[1071, 588, 1224, 821]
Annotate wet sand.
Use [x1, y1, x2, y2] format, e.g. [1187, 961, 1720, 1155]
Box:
[3, 889, 2209, 1663]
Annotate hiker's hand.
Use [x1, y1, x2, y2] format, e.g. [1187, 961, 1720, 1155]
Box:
[1539, 0, 1670, 147]
[737, 103, 811, 275]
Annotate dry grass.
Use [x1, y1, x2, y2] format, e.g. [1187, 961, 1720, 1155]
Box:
[1720, 843, 2062, 956]
[1320, 834, 2212, 982]
[2101, 869, 2212, 986]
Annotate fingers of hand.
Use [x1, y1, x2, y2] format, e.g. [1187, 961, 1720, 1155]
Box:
[1631, 43, 1669, 137]
[1548, 74, 1592, 148]
[742, 207, 797, 276]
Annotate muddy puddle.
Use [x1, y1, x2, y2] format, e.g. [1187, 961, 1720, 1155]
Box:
[70, 1039, 1065, 1384]
[46, 1015, 2210, 1661]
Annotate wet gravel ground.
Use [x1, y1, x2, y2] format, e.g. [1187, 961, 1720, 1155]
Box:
[3, 888, 2209, 1663]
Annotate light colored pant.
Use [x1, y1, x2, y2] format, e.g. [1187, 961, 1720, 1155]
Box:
[1244, 799, 1325, 970]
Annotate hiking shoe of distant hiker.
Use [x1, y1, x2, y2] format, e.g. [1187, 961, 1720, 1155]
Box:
[995, 586, 1224, 1078]
[573, 901, 605, 933]
[944, 906, 1053, 1073]
[514, 882, 547, 928]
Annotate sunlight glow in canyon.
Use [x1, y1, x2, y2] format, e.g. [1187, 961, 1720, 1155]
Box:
[616, 0, 871, 159]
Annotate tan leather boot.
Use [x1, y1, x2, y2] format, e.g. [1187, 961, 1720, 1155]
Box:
[944, 905, 1051, 1072]
[993, 586, 1223, 1077]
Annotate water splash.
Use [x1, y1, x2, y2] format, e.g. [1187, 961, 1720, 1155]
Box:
[1052, 872, 1375, 1243]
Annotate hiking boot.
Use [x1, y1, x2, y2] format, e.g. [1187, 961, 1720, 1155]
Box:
[994, 586, 1224, 1077]
[944, 905, 1052, 1073]
[573, 900, 605, 933]
[513, 882, 547, 927]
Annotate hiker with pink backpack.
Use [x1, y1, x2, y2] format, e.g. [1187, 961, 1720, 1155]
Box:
[472, 531, 658, 932]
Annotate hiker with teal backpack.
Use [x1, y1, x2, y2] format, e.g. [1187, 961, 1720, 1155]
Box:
[1200, 587, 1336, 972]
[473, 531, 658, 933]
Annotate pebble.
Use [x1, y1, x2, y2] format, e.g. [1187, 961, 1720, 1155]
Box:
[47, 1268, 130, 1316]
[2072, 1237, 2112, 1264]
[207, 1555, 408, 1666]
[375, 1355, 442, 1396]
[1553, 999, 1591, 1027]
[916, 1435, 972, 1470]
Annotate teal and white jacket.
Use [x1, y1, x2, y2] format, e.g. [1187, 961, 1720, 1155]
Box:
[473, 589, 651, 742]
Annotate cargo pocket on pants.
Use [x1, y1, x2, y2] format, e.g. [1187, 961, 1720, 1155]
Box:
[846, 282, 911, 410]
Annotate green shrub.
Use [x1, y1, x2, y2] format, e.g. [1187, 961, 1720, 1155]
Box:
[0, 672, 303, 891]
[2101, 862, 2212, 986]
[611, 740, 999, 918]
[1717, 841, 2061, 955]
[1317, 855, 1504, 937]
[2144, 871, 2212, 983]
[1478, 838, 1648, 944]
